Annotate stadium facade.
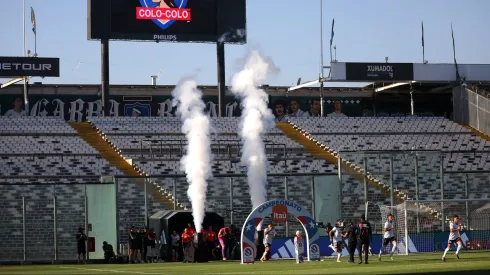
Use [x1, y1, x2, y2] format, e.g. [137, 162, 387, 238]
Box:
[0, 83, 453, 119]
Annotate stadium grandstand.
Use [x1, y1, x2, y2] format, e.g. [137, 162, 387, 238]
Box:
[2, 78, 490, 263]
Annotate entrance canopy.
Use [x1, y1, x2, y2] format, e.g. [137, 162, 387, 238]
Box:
[240, 200, 320, 263]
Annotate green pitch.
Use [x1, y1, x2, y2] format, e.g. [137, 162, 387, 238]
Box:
[1, 253, 489, 275]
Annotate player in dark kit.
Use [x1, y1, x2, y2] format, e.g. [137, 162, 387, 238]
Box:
[343, 221, 357, 263]
[128, 226, 138, 264]
[357, 214, 372, 264]
[76, 227, 87, 264]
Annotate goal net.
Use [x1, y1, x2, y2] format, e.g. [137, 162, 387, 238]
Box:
[378, 199, 490, 255]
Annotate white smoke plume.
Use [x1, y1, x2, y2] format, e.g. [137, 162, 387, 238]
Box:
[172, 77, 213, 233]
[230, 50, 278, 212]
[218, 28, 246, 44]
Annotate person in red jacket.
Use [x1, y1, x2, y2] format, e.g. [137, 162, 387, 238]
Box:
[181, 228, 192, 263]
[205, 226, 217, 259]
[187, 223, 196, 236]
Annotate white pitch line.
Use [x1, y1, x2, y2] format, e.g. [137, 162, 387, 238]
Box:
[59, 266, 166, 275]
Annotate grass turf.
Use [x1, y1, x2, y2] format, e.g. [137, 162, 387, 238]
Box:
[1, 252, 490, 275]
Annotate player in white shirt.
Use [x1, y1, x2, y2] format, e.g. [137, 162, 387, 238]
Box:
[260, 224, 277, 262]
[329, 219, 345, 262]
[379, 214, 397, 261]
[294, 231, 304, 264]
[442, 215, 463, 262]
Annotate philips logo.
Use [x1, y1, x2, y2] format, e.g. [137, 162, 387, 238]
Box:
[153, 34, 177, 41]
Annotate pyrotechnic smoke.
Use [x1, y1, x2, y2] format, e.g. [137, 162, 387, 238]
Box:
[230, 50, 278, 212]
[172, 77, 213, 232]
[218, 28, 246, 44]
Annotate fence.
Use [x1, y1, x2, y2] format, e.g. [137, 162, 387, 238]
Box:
[453, 85, 490, 135]
[4, 148, 490, 262]
[0, 172, 334, 262]
[338, 149, 490, 229]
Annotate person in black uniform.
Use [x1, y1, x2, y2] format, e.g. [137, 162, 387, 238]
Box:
[142, 227, 149, 263]
[343, 221, 357, 263]
[76, 227, 87, 264]
[128, 226, 138, 264]
[357, 214, 372, 264]
[102, 241, 115, 262]
[137, 228, 144, 263]
[146, 228, 157, 262]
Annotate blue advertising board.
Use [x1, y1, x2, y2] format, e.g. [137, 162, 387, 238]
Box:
[270, 231, 490, 258]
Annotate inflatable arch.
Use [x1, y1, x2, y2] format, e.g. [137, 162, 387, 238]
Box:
[240, 200, 321, 263]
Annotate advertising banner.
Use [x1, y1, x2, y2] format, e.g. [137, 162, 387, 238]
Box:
[0, 94, 365, 121]
[0, 57, 60, 77]
[270, 230, 490, 258]
[345, 62, 414, 82]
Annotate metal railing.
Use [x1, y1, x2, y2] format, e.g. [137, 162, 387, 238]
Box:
[0, 172, 335, 263]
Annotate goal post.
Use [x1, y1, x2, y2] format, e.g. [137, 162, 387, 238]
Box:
[378, 199, 490, 255]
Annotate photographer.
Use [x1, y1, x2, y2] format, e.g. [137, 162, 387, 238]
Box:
[227, 225, 239, 260]
[102, 241, 115, 263]
[76, 227, 87, 264]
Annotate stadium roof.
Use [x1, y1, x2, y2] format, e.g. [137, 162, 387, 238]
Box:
[0, 83, 375, 97]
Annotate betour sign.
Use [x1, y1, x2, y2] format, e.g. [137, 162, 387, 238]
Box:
[0, 57, 60, 77]
[345, 62, 414, 82]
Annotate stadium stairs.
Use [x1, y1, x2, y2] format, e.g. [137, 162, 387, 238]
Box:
[276, 121, 443, 220]
[276, 121, 405, 204]
[462, 124, 490, 143]
[70, 122, 183, 210]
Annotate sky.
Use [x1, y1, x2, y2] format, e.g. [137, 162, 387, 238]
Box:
[1, 0, 490, 87]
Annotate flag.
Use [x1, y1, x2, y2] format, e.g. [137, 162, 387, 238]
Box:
[451, 23, 460, 79]
[30, 7, 36, 35]
[330, 18, 335, 46]
[451, 23, 457, 64]
[451, 23, 456, 61]
[421, 21, 424, 47]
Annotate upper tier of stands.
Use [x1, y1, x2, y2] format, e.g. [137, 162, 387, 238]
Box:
[0, 117, 123, 183]
[0, 117, 77, 134]
[292, 116, 468, 134]
[288, 116, 490, 201]
[89, 117, 331, 175]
